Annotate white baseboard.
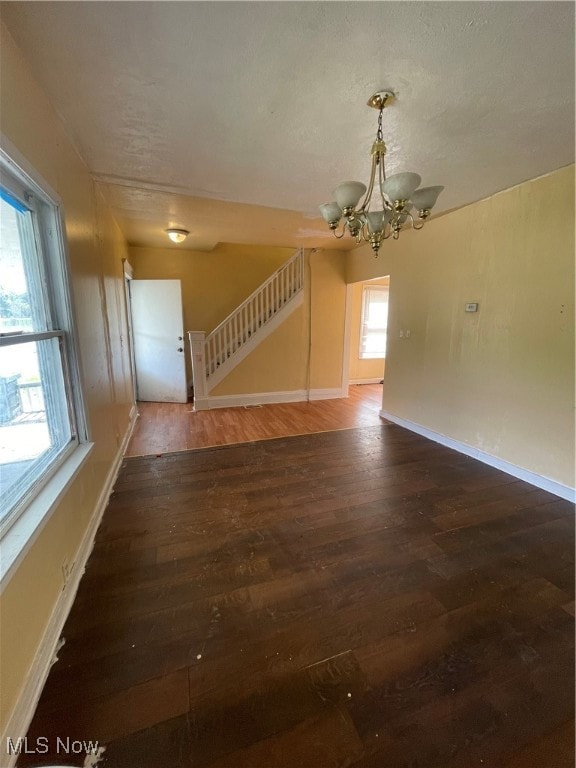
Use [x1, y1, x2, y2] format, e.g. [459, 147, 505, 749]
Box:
[198, 389, 308, 410]
[380, 410, 576, 503]
[349, 378, 383, 385]
[195, 387, 348, 410]
[0, 405, 138, 767]
[308, 387, 347, 401]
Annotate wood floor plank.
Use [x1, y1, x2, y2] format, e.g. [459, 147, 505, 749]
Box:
[16, 422, 574, 768]
[500, 720, 575, 767]
[126, 383, 386, 456]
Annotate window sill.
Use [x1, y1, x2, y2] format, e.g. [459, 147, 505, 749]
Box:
[0, 442, 94, 591]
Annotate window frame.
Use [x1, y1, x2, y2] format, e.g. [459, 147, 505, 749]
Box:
[359, 283, 389, 360]
[0, 146, 89, 541]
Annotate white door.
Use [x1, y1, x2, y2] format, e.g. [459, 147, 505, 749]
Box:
[130, 279, 187, 403]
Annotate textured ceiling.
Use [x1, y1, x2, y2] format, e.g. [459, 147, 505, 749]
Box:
[1, 1, 574, 250]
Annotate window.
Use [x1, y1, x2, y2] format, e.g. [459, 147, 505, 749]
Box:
[0, 154, 86, 534]
[359, 284, 389, 359]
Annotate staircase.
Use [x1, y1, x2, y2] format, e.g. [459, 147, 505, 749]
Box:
[189, 248, 304, 408]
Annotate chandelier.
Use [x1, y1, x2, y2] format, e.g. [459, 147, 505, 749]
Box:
[319, 91, 444, 255]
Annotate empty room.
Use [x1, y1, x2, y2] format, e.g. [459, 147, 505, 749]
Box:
[0, 2, 574, 767]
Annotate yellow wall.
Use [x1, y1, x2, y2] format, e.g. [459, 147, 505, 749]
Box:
[130, 245, 348, 397]
[347, 166, 575, 488]
[0, 23, 134, 740]
[129, 243, 294, 334]
[209, 249, 347, 396]
[210, 308, 308, 394]
[348, 278, 389, 382]
[129, 243, 294, 390]
[309, 250, 347, 390]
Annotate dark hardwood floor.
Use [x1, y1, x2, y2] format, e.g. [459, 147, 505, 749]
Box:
[18, 425, 574, 767]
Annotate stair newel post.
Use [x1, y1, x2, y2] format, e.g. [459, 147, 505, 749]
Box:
[188, 331, 208, 405]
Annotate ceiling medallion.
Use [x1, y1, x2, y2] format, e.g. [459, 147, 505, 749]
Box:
[319, 91, 444, 255]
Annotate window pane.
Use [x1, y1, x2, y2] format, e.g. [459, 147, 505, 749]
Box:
[360, 285, 389, 359]
[0, 194, 48, 333]
[362, 330, 387, 358]
[0, 337, 73, 523]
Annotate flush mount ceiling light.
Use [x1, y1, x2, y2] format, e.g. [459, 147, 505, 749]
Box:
[319, 91, 444, 255]
[165, 228, 189, 243]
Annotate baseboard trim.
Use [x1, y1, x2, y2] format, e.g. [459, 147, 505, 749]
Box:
[349, 378, 383, 385]
[379, 410, 576, 503]
[195, 387, 348, 410]
[0, 404, 138, 767]
[308, 387, 347, 401]
[198, 390, 308, 410]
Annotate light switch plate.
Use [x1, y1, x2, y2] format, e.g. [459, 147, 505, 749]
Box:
[465, 302, 479, 313]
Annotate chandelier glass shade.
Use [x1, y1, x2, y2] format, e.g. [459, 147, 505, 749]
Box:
[319, 92, 444, 254]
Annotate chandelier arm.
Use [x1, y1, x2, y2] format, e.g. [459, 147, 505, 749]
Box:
[403, 211, 425, 231]
[360, 155, 378, 212]
[378, 157, 388, 209]
[331, 219, 347, 239]
[360, 107, 386, 212]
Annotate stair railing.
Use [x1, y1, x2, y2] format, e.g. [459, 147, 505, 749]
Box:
[204, 248, 304, 378]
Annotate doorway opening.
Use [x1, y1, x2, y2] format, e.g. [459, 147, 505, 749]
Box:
[345, 275, 389, 402]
